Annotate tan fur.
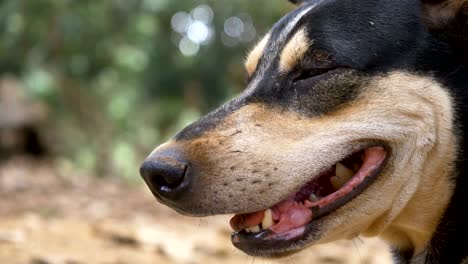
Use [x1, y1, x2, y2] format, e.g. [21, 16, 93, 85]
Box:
[245, 34, 270, 77]
[153, 72, 455, 256]
[423, 0, 468, 28]
[316, 73, 455, 255]
[279, 28, 312, 72]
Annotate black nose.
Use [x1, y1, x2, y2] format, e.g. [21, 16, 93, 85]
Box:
[139, 155, 190, 201]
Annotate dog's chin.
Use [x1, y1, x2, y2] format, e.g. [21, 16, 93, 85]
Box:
[230, 225, 321, 258]
[234, 242, 305, 258]
[229, 145, 389, 256]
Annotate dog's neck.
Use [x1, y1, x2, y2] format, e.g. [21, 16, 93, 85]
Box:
[405, 164, 468, 264]
[392, 67, 468, 264]
[419, 69, 468, 264]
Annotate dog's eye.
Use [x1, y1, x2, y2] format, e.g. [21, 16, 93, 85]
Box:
[291, 67, 339, 83]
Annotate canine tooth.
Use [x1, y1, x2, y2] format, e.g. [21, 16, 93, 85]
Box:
[245, 228, 251, 233]
[309, 193, 319, 202]
[336, 162, 354, 181]
[262, 209, 274, 229]
[251, 225, 260, 233]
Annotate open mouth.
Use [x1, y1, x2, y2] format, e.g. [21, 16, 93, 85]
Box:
[229, 146, 388, 254]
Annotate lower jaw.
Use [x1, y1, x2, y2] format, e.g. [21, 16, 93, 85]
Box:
[230, 145, 389, 255]
[231, 226, 315, 257]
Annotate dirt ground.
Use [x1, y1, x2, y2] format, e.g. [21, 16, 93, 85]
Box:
[0, 157, 393, 264]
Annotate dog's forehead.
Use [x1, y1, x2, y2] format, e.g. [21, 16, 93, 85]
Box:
[261, 3, 317, 60]
[268, 0, 327, 42]
[246, 0, 428, 82]
[248, 4, 316, 68]
[244, 3, 320, 93]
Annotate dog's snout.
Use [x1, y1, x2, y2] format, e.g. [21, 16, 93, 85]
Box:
[140, 154, 190, 201]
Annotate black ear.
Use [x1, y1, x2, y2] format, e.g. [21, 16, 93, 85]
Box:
[422, 0, 468, 64]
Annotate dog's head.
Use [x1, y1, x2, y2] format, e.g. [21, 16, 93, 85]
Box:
[141, 0, 466, 258]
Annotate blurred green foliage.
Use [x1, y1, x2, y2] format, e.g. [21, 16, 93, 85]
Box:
[0, 0, 291, 179]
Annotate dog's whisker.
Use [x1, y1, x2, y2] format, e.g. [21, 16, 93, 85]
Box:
[352, 238, 362, 261]
[357, 236, 365, 245]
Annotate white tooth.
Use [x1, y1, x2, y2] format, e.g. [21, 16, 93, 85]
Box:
[262, 209, 274, 229]
[336, 162, 354, 181]
[309, 193, 319, 202]
[331, 162, 354, 190]
[251, 225, 260, 233]
[331, 163, 353, 189]
[245, 228, 251, 233]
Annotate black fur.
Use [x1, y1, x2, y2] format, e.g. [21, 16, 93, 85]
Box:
[177, 0, 463, 138]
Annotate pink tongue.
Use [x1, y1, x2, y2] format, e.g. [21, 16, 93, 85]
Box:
[270, 198, 312, 233]
[230, 197, 312, 233]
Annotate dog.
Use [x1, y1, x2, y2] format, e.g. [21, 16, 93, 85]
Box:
[140, 0, 468, 263]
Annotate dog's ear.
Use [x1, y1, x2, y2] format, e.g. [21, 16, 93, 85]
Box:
[422, 0, 468, 64]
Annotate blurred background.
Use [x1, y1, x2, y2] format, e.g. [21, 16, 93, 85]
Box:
[0, 0, 392, 263]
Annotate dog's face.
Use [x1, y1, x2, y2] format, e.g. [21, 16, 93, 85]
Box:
[141, 0, 459, 258]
